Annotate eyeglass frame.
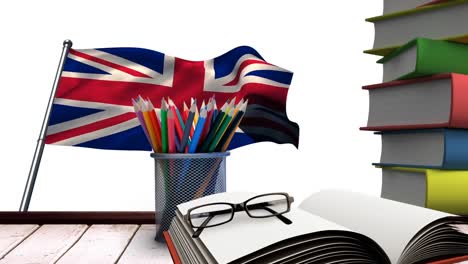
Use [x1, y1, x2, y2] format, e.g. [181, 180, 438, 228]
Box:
[184, 192, 294, 237]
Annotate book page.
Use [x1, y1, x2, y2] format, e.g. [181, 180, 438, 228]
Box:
[177, 192, 350, 264]
[299, 189, 452, 264]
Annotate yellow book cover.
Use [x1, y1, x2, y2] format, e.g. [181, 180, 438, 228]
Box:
[381, 167, 468, 215]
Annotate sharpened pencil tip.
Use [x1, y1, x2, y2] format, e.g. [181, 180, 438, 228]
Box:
[190, 102, 197, 112]
[207, 100, 214, 111]
[167, 109, 174, 118]
[200, 108, 207, 118]
[161, 98, 168, 110]
[168, 98, 175, 106]
[241, 100, 248, 111]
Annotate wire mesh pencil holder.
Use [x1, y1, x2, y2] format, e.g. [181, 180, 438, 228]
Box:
[151, 152, 229, 242]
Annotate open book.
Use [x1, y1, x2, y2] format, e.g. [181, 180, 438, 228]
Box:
[164, 190, 468, 264]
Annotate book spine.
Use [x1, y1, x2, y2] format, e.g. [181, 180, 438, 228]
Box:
[361, 123, 450, 131]
[426, 169, 468, 215]
[417, 40, 468, 78]
[448, 73, 468, 128]
[442, 129, 468, 169]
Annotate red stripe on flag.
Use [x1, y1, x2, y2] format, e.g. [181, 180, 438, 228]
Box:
[69, 49, 152, 78]
[45, 112, 136, 144]
[224, 60, 271, 86]
[57, 77, 289, 110]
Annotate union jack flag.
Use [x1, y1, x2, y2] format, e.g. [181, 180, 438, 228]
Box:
[45, 46, 299, 151]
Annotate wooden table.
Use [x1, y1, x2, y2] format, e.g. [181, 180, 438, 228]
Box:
[0, 212, 173, 264]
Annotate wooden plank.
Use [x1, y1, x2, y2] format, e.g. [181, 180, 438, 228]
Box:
[0, 224, 88, 264]
[0, 225, 39, 259]
[118, 225, 172, 264]
[57, 224, 138, 264]
[0, 211, 156, 224]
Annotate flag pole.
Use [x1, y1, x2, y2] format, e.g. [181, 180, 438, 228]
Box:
[19, 39, 73, 212]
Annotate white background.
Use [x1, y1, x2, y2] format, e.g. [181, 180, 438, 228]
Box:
[0, 0, 383, 211]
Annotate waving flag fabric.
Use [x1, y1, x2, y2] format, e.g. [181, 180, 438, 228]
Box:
[45, 46, 299, 151]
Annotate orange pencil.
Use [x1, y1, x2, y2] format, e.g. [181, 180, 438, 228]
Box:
[190, 99, 197, 138]
[140, 100, 159, 152]
[233, 98, 244, 116]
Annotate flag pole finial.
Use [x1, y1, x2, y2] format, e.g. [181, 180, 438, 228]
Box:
[63, 39, 73, 47]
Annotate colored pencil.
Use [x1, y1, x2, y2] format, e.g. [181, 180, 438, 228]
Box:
[211, 99, 218, 126]
[219, 100, 248, 152]
[189, 108, 207, 153]
[172, 99, 185, 133]
[190, 99, 197, 138]
[147, 99, 162, 152]
[167, 110, 176, 153]
[193, 98, 199, 124]
[132, 99, 152, 150]
[198, 102, 228, 152]
[229, 97, 237, 107]
[208, 108, 234, 152]
[183, 102, 189, 123]
[141, 101, 159, 152]
[179, 102, 196, 153]
[225, 98, 235, 114]
[161, 99, 168, 153]
[168, 98, 184, 142]
[200, 100, 214, 142]
[233, 98, 244, 116]
[133, 96, 246, 153]
[174, 128, 181, 152]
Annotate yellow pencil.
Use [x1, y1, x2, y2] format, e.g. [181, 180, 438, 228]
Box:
[221, 100, 248, 151]
[141, 100, 159, 152]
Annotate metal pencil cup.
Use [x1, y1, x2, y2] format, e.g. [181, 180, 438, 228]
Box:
[151, 152, 229, 242]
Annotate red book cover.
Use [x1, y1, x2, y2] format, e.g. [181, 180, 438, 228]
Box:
[163, 231, 182, 264]
[418, 0, 454, 8]
[361, 73, 468, 131]
[428, 255, 468, 264]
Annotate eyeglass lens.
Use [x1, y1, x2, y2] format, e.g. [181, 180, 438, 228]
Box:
[246, 194, 289, 217]
[189, 203, 233, 228]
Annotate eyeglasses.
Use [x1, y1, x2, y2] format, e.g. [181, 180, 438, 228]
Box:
[184, 193, 294, 238]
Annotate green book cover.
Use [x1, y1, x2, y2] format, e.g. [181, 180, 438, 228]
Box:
[379, 38, 468, 81]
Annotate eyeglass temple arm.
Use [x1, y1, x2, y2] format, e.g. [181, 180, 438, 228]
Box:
[192, 215, 214, 238]
[190, 198, 294, 219]
[246, 203, 292, 224]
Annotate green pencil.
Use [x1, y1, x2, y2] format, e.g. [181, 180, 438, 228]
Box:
[161, 98, 168, 153]
[198, 102, 228, 152]
[208, 108, 234, 152]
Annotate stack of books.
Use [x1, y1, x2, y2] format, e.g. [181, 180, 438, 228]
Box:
[363, 0, 468, 215]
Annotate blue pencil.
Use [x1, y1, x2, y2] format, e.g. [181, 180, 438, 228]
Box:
[178, 102, 196, 153]
[188, 108, 207, 153]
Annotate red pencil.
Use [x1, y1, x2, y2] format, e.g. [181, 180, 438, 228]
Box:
[183, 102, 189, 123]
[147, 99, 162, 152]
[200, 100, 214, 142]
[168, 98, 184, 142]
